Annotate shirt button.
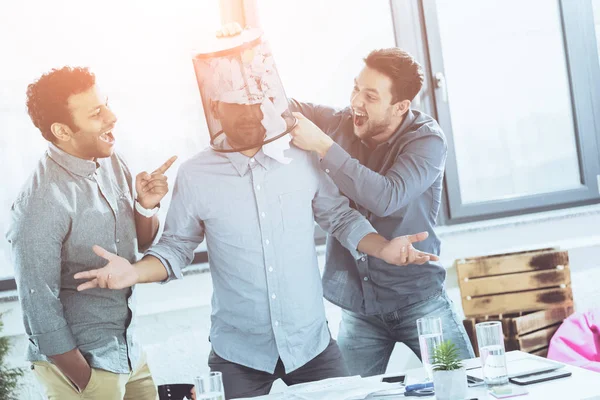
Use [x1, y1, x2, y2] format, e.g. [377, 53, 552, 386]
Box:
[268, 266, 273, 272]
[30, 289, 35, 294]
[361, 257, 366, 262]
[274, 321, 279, 327]
[256, 185, 261, 190]
[364, 277, 369, 281]
[265, 239, 270, 245]
[261, 212, 266, 218]
[116, 239, 121, 243]
[250, 158, 255, 163]
[325, 168, 330, 174]
[271, 294, 276, 300]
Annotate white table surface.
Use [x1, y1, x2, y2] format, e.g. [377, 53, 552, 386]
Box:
[239, 351, 600, 400]
[433, 351, 600, 399]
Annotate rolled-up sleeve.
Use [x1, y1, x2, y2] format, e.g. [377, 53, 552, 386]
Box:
[6, 194, 76, 356]
[145, 165, 205, 282]
[311, 156, 376, 259]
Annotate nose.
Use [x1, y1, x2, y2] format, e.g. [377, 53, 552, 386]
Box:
[351, 92, 363, 110]
[105, 106, 118, 126]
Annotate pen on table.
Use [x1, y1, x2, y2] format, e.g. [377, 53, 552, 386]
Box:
[404, 382, 434, 391]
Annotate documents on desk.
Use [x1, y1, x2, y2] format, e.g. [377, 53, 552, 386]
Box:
[235, 376, 401, 400]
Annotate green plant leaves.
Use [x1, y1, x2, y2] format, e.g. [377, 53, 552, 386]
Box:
[431, 340, 463, 371]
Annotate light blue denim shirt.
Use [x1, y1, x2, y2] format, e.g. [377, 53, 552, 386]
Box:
[146, 144, 375, 373]
[6, 143, 142, 374]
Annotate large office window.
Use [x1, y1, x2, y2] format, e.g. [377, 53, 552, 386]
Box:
[415, 0, 600, 223]
[594, 0, 600, 59]
[0, 0, 395, 279]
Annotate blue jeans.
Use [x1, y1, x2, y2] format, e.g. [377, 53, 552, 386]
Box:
[337, 290, 475, 377]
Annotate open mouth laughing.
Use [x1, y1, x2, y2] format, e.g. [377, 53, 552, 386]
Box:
[353, 109, 368, 127]
[99, 129, 115, 145]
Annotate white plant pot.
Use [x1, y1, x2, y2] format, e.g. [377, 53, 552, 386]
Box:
[432, 367, 468, 400]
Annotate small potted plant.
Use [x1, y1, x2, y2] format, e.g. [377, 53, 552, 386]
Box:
[431, 340, 467, 400]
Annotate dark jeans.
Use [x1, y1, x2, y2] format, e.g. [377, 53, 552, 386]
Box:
[208, 338, 349, 399]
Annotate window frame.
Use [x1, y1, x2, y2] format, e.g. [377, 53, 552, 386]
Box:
[392, 0, 600, 224]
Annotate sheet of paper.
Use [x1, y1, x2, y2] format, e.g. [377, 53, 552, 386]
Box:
[235, 376, 398, 400]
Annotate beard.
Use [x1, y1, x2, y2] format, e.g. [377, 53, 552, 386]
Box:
[224, 124, 266, 149]
[354, 113, 394, 140]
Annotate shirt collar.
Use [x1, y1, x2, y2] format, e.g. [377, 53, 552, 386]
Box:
[385, 109, 417, 145]
[222, 141, 271, 177]
[47, 142, 99, 178]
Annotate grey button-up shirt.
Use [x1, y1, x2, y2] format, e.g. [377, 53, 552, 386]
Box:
[6, 143, 142, 374]
[146, 145, 375, 374]
[291, 100, 448, 316]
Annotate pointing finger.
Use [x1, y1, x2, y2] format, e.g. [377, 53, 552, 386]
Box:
[152, 156, 178, 175]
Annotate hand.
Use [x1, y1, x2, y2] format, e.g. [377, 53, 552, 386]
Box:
[74, 365, 92, 392]
[379, 232, 440, 266]
[191, 386, 196, 400]
[74, 245, 139, 291]
[216, 22, 243, 37]
[136, 156, 177, 210]
[290, 112, 334, 158]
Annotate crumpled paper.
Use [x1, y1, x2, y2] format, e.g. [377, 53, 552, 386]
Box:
[197, 39, 293, 163]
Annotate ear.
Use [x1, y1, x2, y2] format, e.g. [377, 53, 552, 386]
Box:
[50, 122, 74, 142]
[393, 100, 411, 117]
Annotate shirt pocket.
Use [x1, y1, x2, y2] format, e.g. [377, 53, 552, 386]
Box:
[279, 189, 314, 233]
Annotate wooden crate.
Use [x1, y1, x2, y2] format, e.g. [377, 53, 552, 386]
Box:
[463, 306, 574, 357]
[456, 248, 573, 317]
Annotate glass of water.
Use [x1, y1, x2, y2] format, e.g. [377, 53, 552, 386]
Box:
[476, 321, 509, 387]
[417, 317, 443, 381]
[194, 371, 225, 400]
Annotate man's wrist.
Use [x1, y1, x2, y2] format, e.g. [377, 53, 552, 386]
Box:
[132, 264, 144, 285]
[372, 235, 390, 260]
[317, 137, 334, 159]
[135, 200, 160, 217]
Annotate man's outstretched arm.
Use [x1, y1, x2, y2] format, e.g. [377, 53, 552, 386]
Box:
[76, 165, 205, 290]
[74, 248, 169, 291]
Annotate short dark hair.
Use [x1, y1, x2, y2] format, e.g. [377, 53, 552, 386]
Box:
[364, 48, 424, 104]
[26, 66, 96, 142]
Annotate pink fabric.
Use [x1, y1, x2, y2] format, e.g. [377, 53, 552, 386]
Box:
[547, 309, 600, 373]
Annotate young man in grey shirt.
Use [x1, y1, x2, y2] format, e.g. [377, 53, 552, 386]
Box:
[290, 48, 475, 376]
[6, 66, 175, 399]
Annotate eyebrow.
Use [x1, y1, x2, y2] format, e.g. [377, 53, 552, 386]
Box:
[88, 97, 109, 114]
[354, 79, 379, 96]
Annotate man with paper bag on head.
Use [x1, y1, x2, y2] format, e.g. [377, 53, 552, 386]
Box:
[74, 26, 438, 399]
[197, 29, 295, 163]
